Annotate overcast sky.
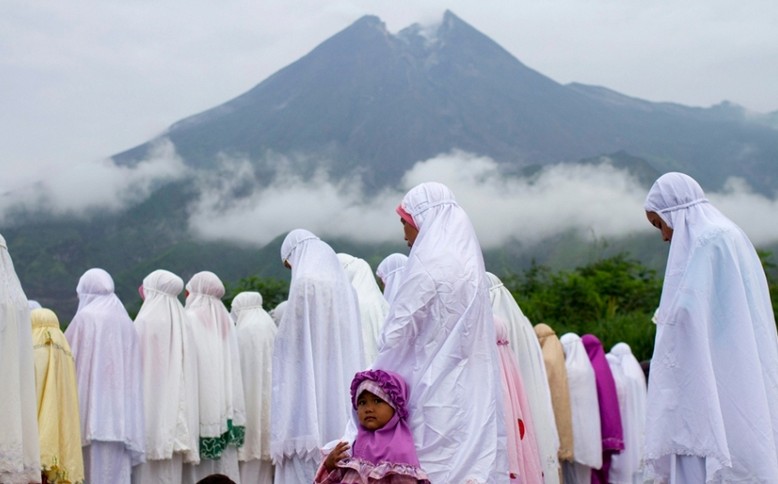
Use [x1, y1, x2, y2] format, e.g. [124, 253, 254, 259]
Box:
[2, 0, 777, 246]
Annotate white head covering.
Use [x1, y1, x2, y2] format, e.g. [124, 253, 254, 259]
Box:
[487, 271, 561, 483]
[269, 300, 286, 327]
[134, 269, 200, 463]
[375, 253, 408, 305]
[184, 271, 246, 457]
[642, 172, 778, 481]
[372, 182, 506, 483]
[64, 268, 145, 464]
[337, 253, 389, 365]
[230, 291, 277, 462]
[606, 343, 646, 484]
[272, 229, 365, 463]
[0, 234, 41, 483]
[559, 332, 602, 470]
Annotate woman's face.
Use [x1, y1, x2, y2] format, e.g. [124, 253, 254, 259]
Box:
[401, 218, 419, 248]
[646, 211, 673, 242]
[356, 390, 395, 430]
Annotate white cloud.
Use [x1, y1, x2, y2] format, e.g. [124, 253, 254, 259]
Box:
[3, 144, 776, 250]
[186, 151, 778, 249]
[0, 138, 186, 222]
[709, 177, 778, 246]
[187, 154, 402, 245]
[186, 152, 648, 248]
[400, 152, 652, 247]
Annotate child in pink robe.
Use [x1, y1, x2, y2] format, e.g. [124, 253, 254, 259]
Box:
[314, 370, 429, 484]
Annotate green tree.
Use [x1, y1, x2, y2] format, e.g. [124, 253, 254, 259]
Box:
[758, 250, 778, 317]
[224, 275, 289, 312]
[501, 254, 661, 362]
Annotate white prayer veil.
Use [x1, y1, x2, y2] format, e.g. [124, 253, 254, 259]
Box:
[373, 182, 507, 483]
[272, 229, 365, 464]
[375, 253, 408, 305]
[487, 271, 561, 483]
[642, 172, 778, 482]
[337, 253, 388, 365]
[0, 234, 41, 483]
[184, 271, 246, 455]
[559, 332, 602, 470]
[134, 269, 200, 463]
[606, 343, 646, 484]
[230, 291, 277, 463]
[269, 300, 286, 327]
[65, 268, 145, 465]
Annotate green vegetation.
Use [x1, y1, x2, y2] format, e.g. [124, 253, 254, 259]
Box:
[760, 250, 778, 320]
[218, 252, 778, 365]
[224, 276, 289, 312]
[501, 254, 661, 362]
[500, 252, 778, 363]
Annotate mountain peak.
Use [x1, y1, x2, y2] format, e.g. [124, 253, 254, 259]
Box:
[442, 9, 464, 26]
[349, 14, 386, 32]
[112, 10, 778, 196]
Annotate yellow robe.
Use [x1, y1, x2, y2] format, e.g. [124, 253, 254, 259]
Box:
[32, 308, 85, 484]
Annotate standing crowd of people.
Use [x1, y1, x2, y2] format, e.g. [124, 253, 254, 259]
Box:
[2, 174, 777, 484]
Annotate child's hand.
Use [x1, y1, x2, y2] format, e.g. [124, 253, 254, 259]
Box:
[323, 441, 351, 471]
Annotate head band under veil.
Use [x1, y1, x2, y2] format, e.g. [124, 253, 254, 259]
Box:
[395, 205, 417, 230]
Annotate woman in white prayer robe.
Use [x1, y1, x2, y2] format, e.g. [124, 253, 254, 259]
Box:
[338, 253, 389, 365]
[643, 172, 778, 483]
[65, 268, 145, 483]
[231, 292, 277, 484]
[487, 272, 560, 484]
[183, 271, 246, 484]
[132, 270, 200, 484]
[268, 300, 286, 327]
[605, 343, 646, 484]
[0, 234, 41, 484]
[372, 182, 507, 483]
[271, 229, 365, 484]
[559, 333, 601, 484]
[375, 252, 408, 305]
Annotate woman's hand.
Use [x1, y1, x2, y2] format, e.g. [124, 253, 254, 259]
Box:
[323, 441, 351, 471]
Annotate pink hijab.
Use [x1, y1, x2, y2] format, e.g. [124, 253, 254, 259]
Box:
[345, 370, 429, 481]
[495, 316, 544, 483]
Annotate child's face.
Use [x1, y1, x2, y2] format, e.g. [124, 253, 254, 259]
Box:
[356, 390, 395, 430]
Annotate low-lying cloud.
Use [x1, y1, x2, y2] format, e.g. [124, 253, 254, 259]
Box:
[708, 177, 778, 247]
[4, 146, 777, 250]
[188, 150, 778, 249]
[187, 155, 401, 245]
[0, 139, 186, 223]
[188, 150, 775, 249]
[398, 152, 651, 248]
